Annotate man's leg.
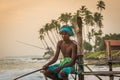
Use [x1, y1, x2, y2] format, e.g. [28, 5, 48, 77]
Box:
[59, 70, 68, 80]
[43, 69, 62, 80]
[59, 67, 75, 80]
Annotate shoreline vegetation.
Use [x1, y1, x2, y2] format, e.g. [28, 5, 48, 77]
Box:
[84, 50, 120, 67]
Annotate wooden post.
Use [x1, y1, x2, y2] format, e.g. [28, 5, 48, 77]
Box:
[76, 16, 84, 80]
[107, 41, 114, 80]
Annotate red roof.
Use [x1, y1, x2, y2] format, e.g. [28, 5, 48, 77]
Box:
[105, 40, 120, 46]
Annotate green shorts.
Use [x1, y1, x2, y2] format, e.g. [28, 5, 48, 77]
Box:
[48, 63, 75, 78]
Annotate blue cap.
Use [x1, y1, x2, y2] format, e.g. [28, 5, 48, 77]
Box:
[59, 25, 74, 36]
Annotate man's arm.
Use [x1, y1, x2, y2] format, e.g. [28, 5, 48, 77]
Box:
[42, 41, 61, 69]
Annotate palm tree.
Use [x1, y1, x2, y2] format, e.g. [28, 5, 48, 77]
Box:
[93, 13, 103, 49]
[53, 20, 61, 33]
[39, 27, 44, 34]
[78, 5, 88, 17]
[78, 6, 95, 42]
[58, 12, 72, 25]
[39, 28, 49, 48]
[70, 13, 77, 34]
[96, 0, 105, 38]
[49, 21, 58, 43]
[87, 32, 92, 43]
[92, 19, 103, 51]
[44, 23, 56, 48]
[94, 0, 105, 51]
[84, 10, 94, 42]
[50, 19, 61, 41]
[39, 34, 47, 48]
[97, 0, 105, 13]
[84, 10, 94, 27]
[79, 6, 88, 40]
[94, 12, 103, 29]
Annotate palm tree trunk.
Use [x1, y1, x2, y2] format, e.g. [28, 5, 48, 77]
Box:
[41, 40, 46, 48]
[56, 28, 62, 40]
[94, 35, 97, 52]
[82, 26, 86, 41]
[56, 27, 62, 40]
[55, 30, 60, 41]
[43, 38, 49, 48]
[50, 30, 57, 44]
[47, 32, 56, 48]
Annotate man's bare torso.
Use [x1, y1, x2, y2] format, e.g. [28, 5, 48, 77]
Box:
[59, 40, 77, 58]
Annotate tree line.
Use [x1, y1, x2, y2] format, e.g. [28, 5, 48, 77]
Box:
[39, 0, 106, 52]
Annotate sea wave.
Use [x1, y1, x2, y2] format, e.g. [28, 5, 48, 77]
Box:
[0, 56, 120, 80]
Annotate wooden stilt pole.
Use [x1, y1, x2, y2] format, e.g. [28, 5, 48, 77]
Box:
[107, 41, 114, 80]
[76, 16, 84, 80]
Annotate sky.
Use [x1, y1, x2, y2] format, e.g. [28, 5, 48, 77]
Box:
[0, 0, 120, 58]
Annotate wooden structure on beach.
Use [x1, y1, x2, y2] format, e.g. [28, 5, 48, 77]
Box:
[105, 40, 120, 50]
[76, 40, 120, 80]
[71, 17, 120, 80]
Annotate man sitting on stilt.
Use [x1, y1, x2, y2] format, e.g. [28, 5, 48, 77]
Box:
[42, 25, 77, 80]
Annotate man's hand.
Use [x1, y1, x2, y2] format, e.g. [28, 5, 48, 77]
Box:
[54, 66, 63, 73]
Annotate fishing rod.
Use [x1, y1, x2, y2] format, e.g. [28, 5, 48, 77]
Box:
[14, 68, 44, 80]
[16, 40, 46, 50]
[16, 40, 54, 58]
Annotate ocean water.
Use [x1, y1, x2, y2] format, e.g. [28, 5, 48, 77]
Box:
[0, 56, 48, 80]
[0, 69, 45, 80]
[0, 56, 120, 80]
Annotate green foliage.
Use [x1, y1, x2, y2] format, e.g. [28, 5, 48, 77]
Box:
[103, 33, 120, 40]
[83, 41, 92, 51]
[38, 0, 106, 52]
[86, 51, 106, 59]
[111, 50, 120, 57]
[86, 50, 119, 59]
